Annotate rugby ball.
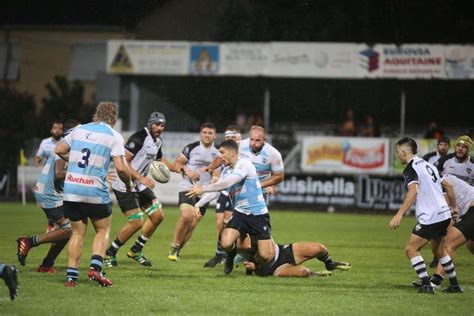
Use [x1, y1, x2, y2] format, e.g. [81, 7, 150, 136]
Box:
[148, 161, 170, 183]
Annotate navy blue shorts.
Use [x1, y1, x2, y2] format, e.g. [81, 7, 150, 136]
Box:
[63, 201, 112, 222]
[226, 211, 272, 240]
[114, 188, 157, 213]
[42, 205, 66, 223]
[178, 191, 208, 215]
[216, 193, 232, 213]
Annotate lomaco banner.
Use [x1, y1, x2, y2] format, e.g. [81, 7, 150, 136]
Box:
[269, 174, 407, 212]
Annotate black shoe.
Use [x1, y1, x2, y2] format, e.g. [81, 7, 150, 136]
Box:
[203, 254, 225, 268]
[429, 258, 439, 268]
[245, 268, 253, 275]
[2, 265, 19, 300]
[325, 261, 352, 271]
[224, 249, 237, 275]
[418, 285, 435, 294]
[412, 280, 441, 290]
[443, 286, 463, 293]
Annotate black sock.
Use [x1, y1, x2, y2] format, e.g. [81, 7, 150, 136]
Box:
[42, 239, 68, 267]
[131, 235, 149, 253]
[317, 250, 334, 266]
[29, 236, 39, 247]
[216, 234, 226, 256]
[430, 273, 444, 286]
[106, 238, 124, 256]
[90, 255, 104, 272]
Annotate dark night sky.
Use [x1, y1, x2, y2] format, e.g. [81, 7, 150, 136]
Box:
[2, 0, 474, 43]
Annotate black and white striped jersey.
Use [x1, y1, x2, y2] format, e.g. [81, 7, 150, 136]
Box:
[112, 127, 163, 193]
[179, 141, 219, 192]
[437, 153, 474, 185]
[403, 156, 451, 225]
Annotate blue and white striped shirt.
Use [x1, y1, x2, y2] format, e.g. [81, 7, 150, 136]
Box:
[34, 154, 63, 209]
[63, 122, 125, 204]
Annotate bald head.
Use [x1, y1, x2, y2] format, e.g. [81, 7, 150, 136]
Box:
[249, 125, 266, 153]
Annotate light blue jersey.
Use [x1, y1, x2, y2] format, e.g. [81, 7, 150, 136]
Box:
[63, 122, 125, 204]
[222, 158, 268, 216]
[34, 154, 63, 209]
[239, 138, 284, 193]
[36, 137, 62, 163]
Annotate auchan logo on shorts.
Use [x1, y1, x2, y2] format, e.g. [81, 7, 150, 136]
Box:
[66, 174, 95, 185]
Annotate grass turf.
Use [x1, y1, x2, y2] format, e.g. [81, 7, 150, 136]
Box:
[0, 202, 472, 315]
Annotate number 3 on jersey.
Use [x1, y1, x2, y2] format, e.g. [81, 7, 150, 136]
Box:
[78, 148, 91, 168]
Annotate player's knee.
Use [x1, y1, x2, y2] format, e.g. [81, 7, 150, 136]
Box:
[149, 210, 164, 224]
[405, 245, 415, 257]
[220, 238, 234, 251]
[314, 243, 327, 254]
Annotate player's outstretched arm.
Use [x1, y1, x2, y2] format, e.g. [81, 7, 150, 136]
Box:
[389, 183, 417, 229]
[113, 155, 133, 192]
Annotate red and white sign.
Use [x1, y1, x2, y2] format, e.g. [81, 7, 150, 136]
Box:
[301, 136, 390, 174]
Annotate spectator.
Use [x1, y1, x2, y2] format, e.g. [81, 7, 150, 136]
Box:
[424, 121, 444, 140]
[360, 114, 380, 137]
[339, 108, 357, 136]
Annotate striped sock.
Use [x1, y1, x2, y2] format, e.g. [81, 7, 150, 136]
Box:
[30, 236, 39, 247]
[90, 255, 104, 272]
[410, 256, 430, 285]
[316, 249, 334, 266]
[66, 267, 79, 282]
[439, 255, 458, 286]
[131, 235, 149, 253]
[106, 238, 123, 256]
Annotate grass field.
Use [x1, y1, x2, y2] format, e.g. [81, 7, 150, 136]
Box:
[0, 202, 472, 315]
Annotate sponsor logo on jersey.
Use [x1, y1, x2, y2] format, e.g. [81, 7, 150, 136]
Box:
[66, 174, 95, 186]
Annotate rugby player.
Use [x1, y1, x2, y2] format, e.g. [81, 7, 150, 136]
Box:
[187, 139, 275, 275]
[203, 125, 242, 268]
[105, 112, 171, 267]
[389, 137, 462, 293]
[35, 120, 64, 232]
[422, 136, 450, 167]
[55, 102, 132, 287]
[0, 263, 19, 300]
[168, 122, 219, 261]
[413, 174, 474, 289]
[241, 236, 351, 277]
[422, 136, 451, 268]
[437, 135, 474, 185]
[16, 120, 80, 272]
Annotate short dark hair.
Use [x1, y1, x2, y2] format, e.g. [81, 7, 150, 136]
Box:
[219, 139, 239, 152]
[396, 137, 417, 154]
[52, 120, 62, 126]
[63, 119, 81, 131]
[438, 136, 450, 145]
[225, 124, 241, 133]
[200, 122, 216, 131]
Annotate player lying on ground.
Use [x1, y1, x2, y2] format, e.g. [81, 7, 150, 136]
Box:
[239, 235, 351, 277]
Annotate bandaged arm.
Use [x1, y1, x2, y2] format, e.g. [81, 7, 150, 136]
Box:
[195, 192, 220, 208]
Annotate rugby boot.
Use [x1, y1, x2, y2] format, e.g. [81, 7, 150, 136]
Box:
[203, 254, 226, 268]
[16, 237, 32, 266]
[418, 285, 435, 294]
[2, 265, 19, 300]
[37, 265, 56, 273]
[168, 247, 180, 261]
[64, 278, 77, 288]
[88, 268, 112, 287]
[105, 255, 118, 267]
[325, 261, 352, 271]
[442, 286, 463, 293]
[127, 251, 152, 266]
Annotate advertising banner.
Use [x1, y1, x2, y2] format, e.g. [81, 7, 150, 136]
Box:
[267, 42, 357, 78]
[301, 136, 390, 174]
[357, 44, 445, 79]
[189, 43, 220, 75]
[220, 43, 270, 76]
[269, 173, 407, 212]
[444, 45, 473, 79]
[107, 41, 189, 75]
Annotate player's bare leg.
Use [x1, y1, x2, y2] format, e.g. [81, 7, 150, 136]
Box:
[221, 228, 241, 274]
[65, 218, 87, 287]
[429, 235, 462, 292]
[405, 234, 434, 293]
[292, 242, 351, 271]
[169, 203, 194, 260]
[87, 216, 113, 287]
